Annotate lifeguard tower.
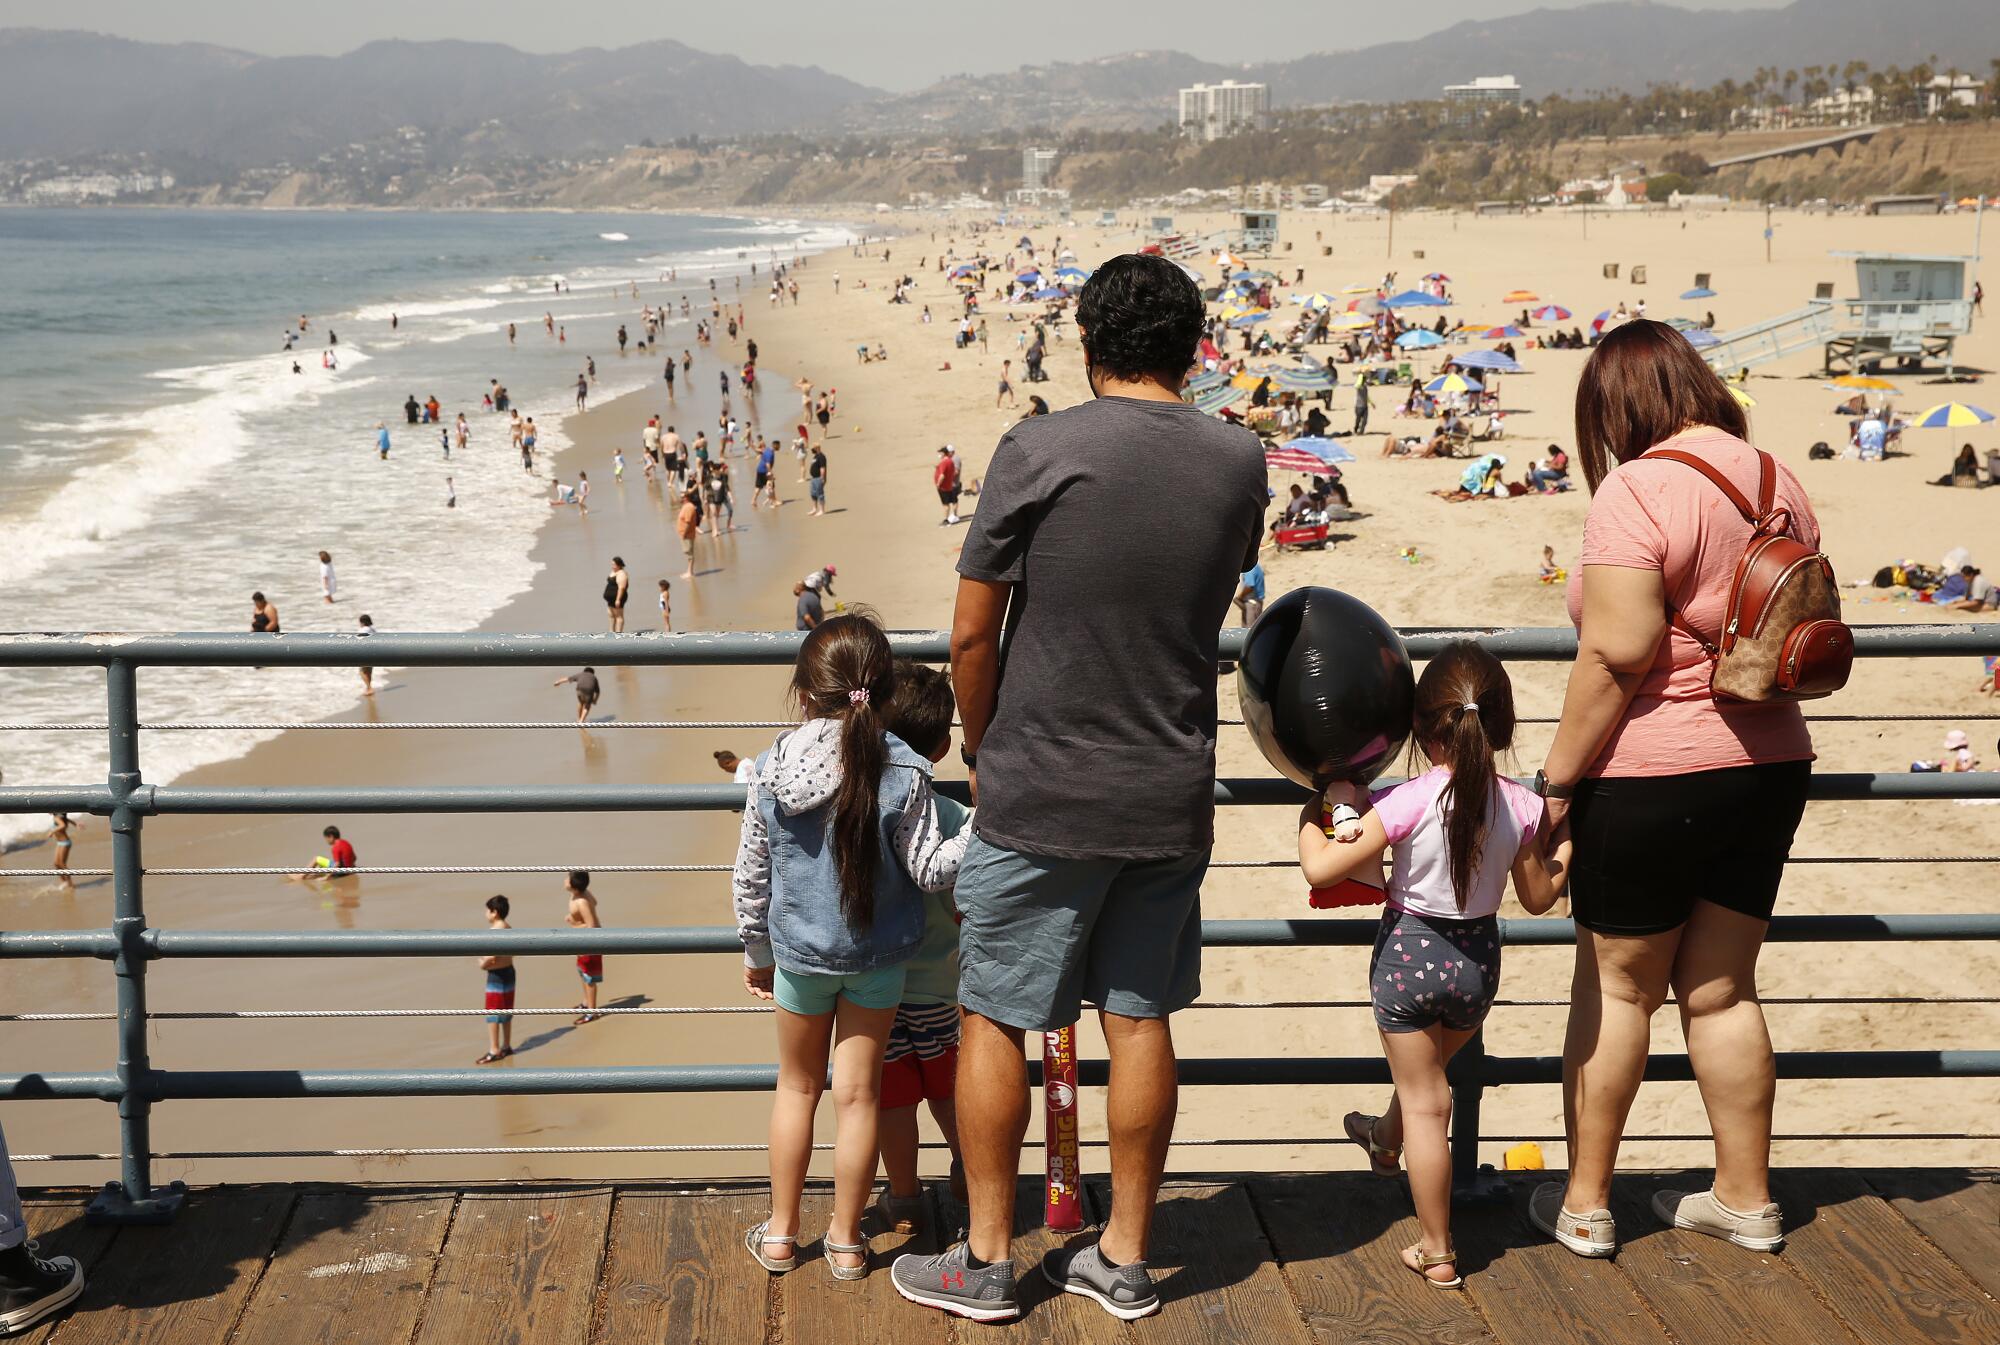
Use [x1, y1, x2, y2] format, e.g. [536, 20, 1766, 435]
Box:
[1237, 209, 1279, 254]
[1700, 251, 1976, 375]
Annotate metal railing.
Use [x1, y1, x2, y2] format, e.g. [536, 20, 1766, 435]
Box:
[1, 626, 1997, 1222]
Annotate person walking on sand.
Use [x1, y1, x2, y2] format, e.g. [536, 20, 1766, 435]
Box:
[891, 252, 1265, 1324]
[318, 551, 337, 604]
[576, 471, 591, 515]
[657, 579, 674, 632]
[554, 667, 601, 723]
[808, 445, 829, 516]
[677, 489, 702, 580]
[475, 895, 516, 1064]
[604, 558, 629, 632]
[996, 360, 1016, 409]
[934, 446, 961, 526]
[356, 613, 376, 696]
[566, 871, 603, 1024]
[1353, 377, 1371, 437]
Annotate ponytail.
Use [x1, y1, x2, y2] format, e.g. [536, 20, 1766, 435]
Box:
[1412, 641, 1517, 912]
[789, 611, 897, 931]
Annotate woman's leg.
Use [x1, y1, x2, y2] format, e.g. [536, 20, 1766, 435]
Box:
[768, 1006, 833, 1254]
[1562, 927, 1679, 1211]
[827, 998, 897, 1269]
[1380, 1025, 1477, 1280]
[1672, 902, 1776, 1209]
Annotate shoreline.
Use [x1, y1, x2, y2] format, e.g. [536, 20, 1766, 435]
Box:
[3, 206, 1996, 1187]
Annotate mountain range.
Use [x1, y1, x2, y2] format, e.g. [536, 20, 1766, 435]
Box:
[4, 0, 1996, 166]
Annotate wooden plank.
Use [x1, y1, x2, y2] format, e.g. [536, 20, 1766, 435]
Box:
[230, 1188, 455, 1345]
[980, 1176, 1125, 1345]
[1096, 1179, 1314, 1345]
[1250, 1174, 1495, 1345]
[412, 1186, 613, 1345]
[1605, 1176, 1859, 1345]
[51, 1188, 295, 1345]
[1452, 1180, 1669, 1345]
[594, 1188, 768, 1344]
[1864, 1171, 2000, 1304]
[12, 1198, 119, 1345]
[1772, 1170, 2000, 1345]
[779, 1185, 947, 1345]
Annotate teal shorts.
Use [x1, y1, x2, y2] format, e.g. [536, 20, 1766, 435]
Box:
[772, 964, 906, 1016]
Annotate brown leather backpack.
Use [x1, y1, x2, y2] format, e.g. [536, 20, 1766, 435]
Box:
[1649, 447, 1853, 702]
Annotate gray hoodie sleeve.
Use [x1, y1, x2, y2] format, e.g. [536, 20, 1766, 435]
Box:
[894, 773, 972, 894]
[731, 777, 775, 968]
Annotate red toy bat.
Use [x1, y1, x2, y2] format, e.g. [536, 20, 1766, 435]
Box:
[1043, 1025, 1083, 1231]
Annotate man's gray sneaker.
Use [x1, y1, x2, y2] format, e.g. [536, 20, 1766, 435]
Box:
[890, 1241, 1018, 1323]
[1042, 1242, 1160, 1321]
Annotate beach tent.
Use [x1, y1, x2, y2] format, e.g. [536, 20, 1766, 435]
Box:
[1383, 289, 1450, 308]
[1531, 304, 1572, 322]
[1281, 435, 1355, 463]
[1454, 350, 1525, 373]
[1395, 329, 1445, 349]
[1910, 402, 1995, 428]
[1213, 250, 1245, 269]
[1017, 236, 1033, 247]
[1426, 372, 1484, 395]
[1681, 286, 1718, 299]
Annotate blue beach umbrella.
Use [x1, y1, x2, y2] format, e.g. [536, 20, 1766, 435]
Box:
[1426, 372, 1484, 395]
[1681, 328, 1722, 349]
[1531, 304, 1572, 322]
[1274, 366, 1337, 391]
[1185, 369, 1230, 394]
[1454, 350, 1525, 372]
[1016, 270, 1042, 284]
[1911, 402, 1995, 428]
[1395, 329, 1445, 349]
[1383, 289, 1450, 308]
[1281, 435, 1355, 464]
[1681, 286, 1718, 299]
[1229, 312, 1269, 328]
[1031, 286, 1066, 300]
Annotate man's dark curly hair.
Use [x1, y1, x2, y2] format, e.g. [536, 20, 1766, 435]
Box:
[1075, 253, 1205, 383]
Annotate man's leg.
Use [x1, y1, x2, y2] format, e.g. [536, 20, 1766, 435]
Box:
[1096, 1011, 1177, 1264]
[957, 1011, 1028, 1263]
[0, 1121, 22, 1253]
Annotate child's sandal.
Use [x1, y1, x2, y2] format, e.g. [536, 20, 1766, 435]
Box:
[1402, 1243, 1463, 1290]
[1343, 1111, 1402, 1177]
[744, 1221, 797, 1273]
[823, 1236, 869, 1282]
[473, 1052, 503, 1065]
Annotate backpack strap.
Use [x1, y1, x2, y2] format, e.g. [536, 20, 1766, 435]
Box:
[1644, 446, 1782, 662]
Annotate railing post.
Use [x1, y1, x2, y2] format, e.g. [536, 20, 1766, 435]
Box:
[1447, 1028, 1507, 1206]
[87, 658, 184, 1225]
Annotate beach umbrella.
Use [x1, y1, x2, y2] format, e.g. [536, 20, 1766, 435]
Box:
[1383, 289, 1450, 308]
[1240, 269, 1280, 281]
[1292, 292, 1340, 309]
[1185, 370, 1230, 394]
[1531, 304, 1572, 322]
[1479, 325, 1524, 339]
[1230, 364, 1285, 389]
[1727, 385, 1757, 408]
[1229, 312, 1269, 328]
[1423, 272, 1452, 281]
[1213, 250, 1244, 269]
[1266, 448, 1333, 473]
[1681, 286, 1718, 299]
[1341, 282, 1377, 294]
[1591, 309, 1616, 332]
[1281, 435, 1355, 463]
[1016, 270, 1041, 283]
[1426, 372, 1484, 395]
[1017, 236, 1033, 246]
[1274, 366, 1337, 392]
[1055, 266, 1089, 281]
[1454, 350, 1525, 373]
[1683, 329, 1721, 349]
[1031, 286, 1065, 300]
[1195, 384, 1243, 415]
[1503, 290, 1539, 303]
[1330, 312, 1373, 330]
[1832, 375, 1897, 391]
[1395, 329, 1445, 349]
[1911, 402, 1996, 429]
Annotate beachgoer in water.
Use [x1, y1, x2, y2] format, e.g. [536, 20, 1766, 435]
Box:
[577, 471, 591, 515]
[576, 374, 589, 411]
[554, 667, 600, 723]
[251, 592, 280, 634]
[318, 551, 336, 604]
[658, 579, 673, 632]
[508, 322, 517, 345]
[49, 812, 81, 886]
[604, 558, 629, 632]
[356, 614, 375, 696]
[445, 476, 457, 509]
[375, 423, 391, 460]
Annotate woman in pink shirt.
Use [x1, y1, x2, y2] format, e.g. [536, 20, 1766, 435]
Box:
[1531, 322, 1817, 1260]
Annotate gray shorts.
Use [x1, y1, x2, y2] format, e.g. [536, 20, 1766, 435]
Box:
[1369, 907, 1500, 1034]
[954, 836, 1208, 1032]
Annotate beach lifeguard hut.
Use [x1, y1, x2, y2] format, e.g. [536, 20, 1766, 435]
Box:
[1700, 251, 1976, 376]
[1237, 209, 1279, 254]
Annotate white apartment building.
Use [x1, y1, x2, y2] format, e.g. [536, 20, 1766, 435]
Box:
[1443, 75, 1523, 119]
[1021, 146, 1059, 191]
[1179, 81, 1270, 142]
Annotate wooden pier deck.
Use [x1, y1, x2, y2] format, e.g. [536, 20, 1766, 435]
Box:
[11, 1169, 1998, 1343]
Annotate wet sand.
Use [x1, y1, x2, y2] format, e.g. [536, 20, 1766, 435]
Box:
[5, 207, 1997, 1187]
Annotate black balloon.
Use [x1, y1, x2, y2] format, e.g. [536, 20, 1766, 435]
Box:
[1238, 587, 1415, 788]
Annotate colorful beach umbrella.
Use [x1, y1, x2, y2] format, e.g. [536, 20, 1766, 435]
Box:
[1911, 402, 1995, 429]
[1383, 289, 1450, 308]
[1425, 373, 1484, 395]
[1395, 329, 1444, 349]
[1681, 286, 1718, 299]
[1531, 304, 1572, 322]
[1194, 384, 1242, 415]
[1292, 292, 1339, 309]
[1273, 366, 1337, 391]
[1281, 435, 1355, 463]
[1185, 369, 1230, 395]
[1503, 290, 1539, 303]
[1726, 385, 1757, 408]
[1229, 312, 1269, 328]
[1479, 325, 1524, 339]
[1455, 350, 1525, 373]
[1423, 272, 1452, 282]
[1329, 312, 1372, 330]
[1832, 375, 1898, 391]
[1266, 448, 1331, 473]
[1213, 250, 1244, 269]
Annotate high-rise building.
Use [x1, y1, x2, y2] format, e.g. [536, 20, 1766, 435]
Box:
[1443, 75, 1523, 120]
[1021, 146, 1059, 192]
[1178, 81, 1270, 142]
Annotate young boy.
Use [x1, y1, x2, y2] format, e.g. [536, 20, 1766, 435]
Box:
[877, 661, 971, 1232]
[477, 895, 515, 1064]
[566, 870, 603, 1024]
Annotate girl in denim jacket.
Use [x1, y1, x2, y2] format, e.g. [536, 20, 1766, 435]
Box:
[734, 613, 970, 1281]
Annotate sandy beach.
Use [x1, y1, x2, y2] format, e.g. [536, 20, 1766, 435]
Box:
[5, 203, 1997, 1189]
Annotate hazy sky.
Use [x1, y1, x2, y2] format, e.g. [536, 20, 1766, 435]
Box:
[18, 1, 1791, 91]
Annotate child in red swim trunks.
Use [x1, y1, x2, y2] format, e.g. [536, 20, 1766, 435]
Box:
[566, 871, 602, 1024]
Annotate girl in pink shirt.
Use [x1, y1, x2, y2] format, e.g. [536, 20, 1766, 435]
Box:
[1300, 641, 1569, 1291]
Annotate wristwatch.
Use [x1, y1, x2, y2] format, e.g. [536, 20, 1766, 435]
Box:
[1533, 769, 1574, 801]
[960, 747, 978, 769]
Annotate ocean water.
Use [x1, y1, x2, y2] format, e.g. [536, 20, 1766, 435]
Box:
[0, 207, 854, 845]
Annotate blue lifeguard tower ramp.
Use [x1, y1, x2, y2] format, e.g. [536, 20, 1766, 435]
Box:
[1700, 252, 1976, 375]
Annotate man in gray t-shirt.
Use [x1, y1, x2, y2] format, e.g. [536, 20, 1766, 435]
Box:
[893, 254, 1265, 1325]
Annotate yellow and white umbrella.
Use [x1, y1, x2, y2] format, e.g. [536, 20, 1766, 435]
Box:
[1727, 385, 1757, 408]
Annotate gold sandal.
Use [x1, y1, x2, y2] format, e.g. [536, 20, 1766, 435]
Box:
[1403, 1243, 1463, 1291]
[1343, 1111, 1402, 1177]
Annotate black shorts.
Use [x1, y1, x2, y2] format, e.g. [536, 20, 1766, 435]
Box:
[1568, 760, 1810, 935]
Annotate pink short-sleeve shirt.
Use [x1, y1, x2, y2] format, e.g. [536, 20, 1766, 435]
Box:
[1368, 767, 1543, 919]
[1564, 427, 1817, 777]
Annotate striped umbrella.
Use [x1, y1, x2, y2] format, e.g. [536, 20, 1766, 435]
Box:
[1425, 373, 1484, 395]
[1274, 366, 1337, 391]
[1280, 436, 1355, 463]
[1395, 329, 1445, 349]
[1330, 312, 1373, 329]
[1911, 402, 1995, 429]
[1532, 304, 1572, 322]
[1231, 364, 1286, 389]
[1503, 289, 1539, 303]
[1292, 292, 1340, 308]
[1185, 369, 1230, 394]
[1266, 447, 1333, 472]
[1195, 384, 1242, 415]
[1479, 325, 1524, 339]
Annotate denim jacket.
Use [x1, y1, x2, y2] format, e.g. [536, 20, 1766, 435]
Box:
[732, 719, 971, 975]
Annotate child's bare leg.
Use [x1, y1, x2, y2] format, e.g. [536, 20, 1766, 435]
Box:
[1372, 1090, 1406, 1149]
[767, 1007, 832, 1256]
[826, 999, 896, 1270]
[878, 1104, 922, 1198]
[1381, 1025, 1477, 1282]
[927, 1095, 962, 1168]
[487, 1022, 502, 1057]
